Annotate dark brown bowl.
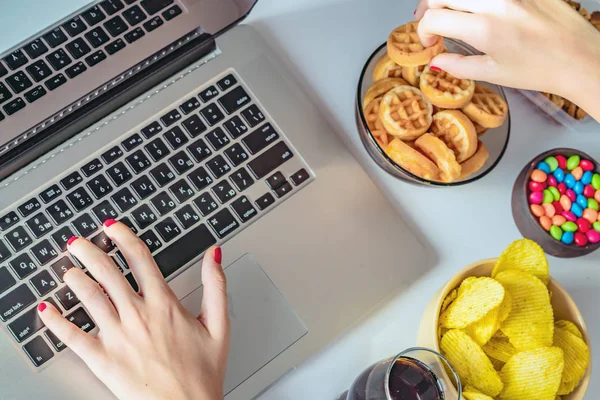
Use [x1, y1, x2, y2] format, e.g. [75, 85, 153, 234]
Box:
[512, 148, 600, 258]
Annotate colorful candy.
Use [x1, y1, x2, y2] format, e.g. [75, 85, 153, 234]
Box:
[530, 169, 547, 183]
[552, 201, 564, 214]
[548, 186, 560, 201]
[559, 195, 571, 211]
[562, 231, 574, 245]
[550, 225, 563, 241]
[588, 199, 599, 211]
[587, 230, 600, 244]
[529, 181, 545, 192]
[556, 155, 567, 170]
[567, 155, 580, 170]
[557, 182, 566, 194]
[563, 211, 577, 222]
[530, 204, 544, 217]
[576, 195, 588, 209]
[539, 216, 552, 231]
[593, 173, 600, 190]
[594, 221, 600, 232]
[577, 218, 591, 233]
[566, 189, 576, 203]
[582, 171, 593, 185]
[552, 215, 567, 226]
[574, 181, 584, 195]
[542, 203, 555, 218]
[553, 168, 565, 183]
[581, 159, 595, 171]
[571, 203, 583, 218]
[561, 221, 578, 232]
[544, 156, 559, 172]
[564, 174, 576, 189]
[575, 232, 588, 246]
[596, 190, 600, 203]
[584, 184, 595, 198]
[583, 208, 598, 224]
[547, 175, 558, 187]
[537, 162, 551, 174]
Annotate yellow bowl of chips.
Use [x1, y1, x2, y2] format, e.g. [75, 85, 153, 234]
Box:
[418, 240, 591, 400]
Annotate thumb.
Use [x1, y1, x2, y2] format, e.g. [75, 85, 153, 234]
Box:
[198, 246, 229, 340]
[429, 53, 497, 82]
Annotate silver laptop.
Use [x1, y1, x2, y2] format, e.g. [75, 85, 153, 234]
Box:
[0, 1, 431, 398]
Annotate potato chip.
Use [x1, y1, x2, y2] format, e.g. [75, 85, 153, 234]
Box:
[483, 335, 516, 364]
[490, 357, 505, 371]
[463, 386, 495, 400]
[499, 347, 564, 400]
[441, 289, 458, 312]
[554, 327, 590, 395]
[440, 277, 505, 329]
[441, 329, 503, 397]
[492, 239, 549, 284]
[467, 291, 513, 345]
[555, 320, 583, 340]
[495, 270, 554, 350]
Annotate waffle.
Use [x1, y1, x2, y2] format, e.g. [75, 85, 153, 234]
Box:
[385, 138, 440, 181]
[542, 92, 566, 110]
[592, 11, 600, 29]
[473, 122, 488, 137]
[459, 141, 489, 180]
[461, 84, 508, 128]
[363, 77, 409, 110]
[402, 65, 426, 87]
[420, 66, 475, 109]
[563, 100, 588, 120]
[387, 22, 445, 67]
[372, 53, 404, 82]
[415, 133, 461, 182]
[430, 110, 478, 163]
[378, 85, 433, 140]
[364, 97, 392, 148]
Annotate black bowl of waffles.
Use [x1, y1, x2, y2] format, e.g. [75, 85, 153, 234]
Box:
[356, 34, 511, 186]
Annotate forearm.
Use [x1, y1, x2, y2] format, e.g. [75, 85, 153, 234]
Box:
[561, 38, 600, 122]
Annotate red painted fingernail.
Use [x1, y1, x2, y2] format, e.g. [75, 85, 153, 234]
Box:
[430, 66, 442, 71]
[414, 9, 416, 15]
[67, 236, 79, 246]
[38, 303, 47, 312]
[104, 219, 117, 228]
[213, 247, 222, 264]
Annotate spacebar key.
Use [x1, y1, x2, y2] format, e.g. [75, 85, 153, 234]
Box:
[154, 224, 216, 279]
[247, 141, 294, 179]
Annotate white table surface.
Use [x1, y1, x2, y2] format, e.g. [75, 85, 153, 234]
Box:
[245, 0, 600, 398]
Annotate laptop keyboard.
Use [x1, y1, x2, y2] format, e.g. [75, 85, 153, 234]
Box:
[0, 0, 182, 120]
[0, 71, 313, 369]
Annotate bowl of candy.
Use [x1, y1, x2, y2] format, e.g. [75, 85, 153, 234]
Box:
[356, 22, 511, 186]
[418, 239, 591, 400]
[512, 149, 600, 258]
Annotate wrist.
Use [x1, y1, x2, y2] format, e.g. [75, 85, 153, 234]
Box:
[560, 38, 600, 110]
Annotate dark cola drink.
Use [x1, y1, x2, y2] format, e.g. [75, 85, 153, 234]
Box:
[387, 357, 444, 400]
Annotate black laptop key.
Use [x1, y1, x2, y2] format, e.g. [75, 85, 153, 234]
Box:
[63, 16, 87, 37]
[186, 139, 211, 164]
[46, 200, 74, 225]
[56, 286, 80, 310]
[230, 168, 254, 192]
[85, 50, 107, 67]
[87, 175, 113, 200]
[141, 121, 162, 138]
[60, 171, 83, 190]
[51, 226, 76, 252]
[6, 71, 33, 94]
[111, 187, 138, 212]
[66, 38, 91, 59]
[106, 162, 132, 186]
[91, 231, 116, 253]
[67, 187, 94, 212]
[155, 217, 181, 242]
[247, 141, 293, 179]
[179, 98, 200, 115]
[154, 223, 215, 278]
[242, 123, 279, 155]
[50, 257, 76, 282]
[168, 151, 194, 175]
[26, 60, 52, 82]
[0, 240, 10, 263]
[124, 27, 145, 43]
[223, 116, 248, 139]
[43, 28, 68, 48]
[241, 104, 266, 128]
[206, 127, 229, 151]
[81, 158, 103, 177]
[23, 336, 54, 367]
[26, 213, 53, 238]
[274, 181, 293, 198]
[102, 146, 123, 164]
[29, 270, 57, 297]
[71, 213, 98, 237]
[0, 267, 16, 295]
[150, 163, 175, 187]
[46, 48, 72, 70]
[216, 74, 237, 91]
[175, 205, 199, 229]
[3, 98, 26, 116]
[162, 4, 182, 20]
[46, 329, 67, 352]
[6, 226, 32, 252]
[18, 198, 41, 217]
[207, 208, 239, 239]
[266, 172, 285, 190]
[198, 85, 219, 102]
[212, 181, 237, 204]
[0, 284, 36, 321]
[100, 0, 125, 15]
[105, 38, 126, 55]
[124, 5, 147, 25]
[206, 155, 231, 179]
[145, 138, 170, 162]
[200, 104, 224, 126]
[131, 175, 156, 199]
[163, 126, 188, 150]
[4, 50, 28, 71]
[290, 168, 309, 186]
[143, 15, 164, 32]
[169, 180, 194, 203]
[141, 0, 174, 15]
[150, 192, 176, 216]
[0, 212, 19, 231]
[104, 15, 128, 37]
[131, 204, 157, 229]
[0, 83, 12, 104]
[30, 240, 58, 266]
[66, 308, 95, 332]
[92, 200, 119, 223]
[122, 133, 143, 152]
[114, 250, 129, 269]
[23, 39, 49, 59]
[188, 166, 213, 191]
[224, 143, 248, 167]
[255, 192, 275, 211]
[85, 27, 111, 48]
[126, 150, 152, 174]
[9, 254, 37, 280]
[120, 217, 138, 234]
[45, 74, 67, 91]
[9, 298, 55, 342]
[39, 185, 62, 205]
[218, 86, 250, 115]
[82, 5, 107, 26]
[160, 109, 181, 127]
[193, 192, 218, 217]
[0, 63, 7, 78]
[24, 85, 47, 103]
[140, 230, 162, 252]
[181, 115, 207, 138]
[231, 196, 257, 223]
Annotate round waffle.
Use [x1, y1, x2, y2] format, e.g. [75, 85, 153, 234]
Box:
[430, 110, 478, 163]
[372, 53, 403, 82]
[364, 97, 392, 148]
[387, 22, 445, 67]
[420, 66, 475, 109]
[402, 65, 426, 87]
[461, 84, 508, 128]
[385, 138, 440, 181]
[378, 85, 433, 140]
[363, 77, 408, 110]
[459, 141, 489, 180]
[473, 122, 488, 136]
[415, 133, 461, 182]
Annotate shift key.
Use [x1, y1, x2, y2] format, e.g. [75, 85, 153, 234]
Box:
[0, 284, 36, 322]
[247, 141, 293, 179]
[8, 298, 59, 343]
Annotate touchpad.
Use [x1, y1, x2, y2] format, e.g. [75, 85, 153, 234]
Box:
[179, 254, 307, 395]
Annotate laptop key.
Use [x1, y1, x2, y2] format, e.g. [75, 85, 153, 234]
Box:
[111, 187, 138, 212]
[160, 109, 181, 127]
[71, 213, 99, 238]
[155, 223, 215, 278]
[82, 5, 107, 26]
[122, 133, 143, 151]
[124, 5, 147, 25]
[212, 181, 237, 204]
[0, 63, 6, 78]
[186, 138, 211, 163]
[9, 298, 58, 342]
[145, 138, 170, 162]
[45, 74, 67, 91]
[81, 158, 103, 177]
[206, 127, 230, 151]
[274, 182, 293, 198]
[169, 152, 194, 175]
[266, 172, 285, 190]
[24, 86, 47, 103]
[102, 146, 124, 164]
[200, 104, 224, 126]
[140, 230, 162, 252]
[100, 0, 125, 15]
[193, 192, 218, 217]
[39, 185, 62, 204]
[206, 155, 231, 179]
[247, 141, 294, 179]
[131, 204, 157, 229]
[56, 286, 80, 310]
[124, 27, 145, 43]
[9, 254, 37, 280]
[179, 98, 200, 115]
[0, 212, 19, 231]
[150, 163, 175, 187]
[121, 216, 138, 234]
[163, 126, 188, 149]
[50, 257, 76, 283]
[131, 175, 156, 199]
[66, 308, 96, 332]
[216, 74, 237, 91]
[92, 200, 119, 224]
[29, 270, 57, 297]
[51, 226, 76, 252]
[6, 226, 32, 252]
[143, 16, 164, 32]
[104, 16, 128, 37]
[218, 86, 251, 115]
[63, 16, 87, 37]
[174, 205, 200, 229]
[207, 209, 239, 239]
[181, 115, 207, 138]
[3, 98, 26, 116]
[223, 116, 248, 139]
[87, 175, 113, 200]
[85, 50, 107, 67]
[0, 284, 36, 321]
[67, 187, 94, 212]
[4, 50, 28, 71]
[46, 49, 72, 70]
[231, 196, 257, 223]
[0, 83, 12, 104]
[46, 200, 74, 225]
[105, 38, 126, 55]
[26, 213, 53, 238]
[91, 231, 116, 252]
[126, 150, 152, 174]
[162, 5, 182, 20]
[6, 71, 33, 94]
[23, 39, 49, 59]
[188, 166, 213, 191]
[255, 193, 275, 211]
[60, 171, 83, 190]
[140, 121, 162, 138]
[30, 240, 58, 266]
[0, 267, 16, 295]
[23, 336, 54, 367]
[198, 85, 219, 102]
[291, 168, 310, 186]
[26, 60, 52, 82]
[0, 240, 11, 262]
[242, 123, 279, 155]
[125, 273, 139, 291]
[169, 180, 195, 203]
[224, 143, 248, 167]
[114, 250, 129, 269]
[85, 27, 111, 48]
[241, 104, 266, 128]
[150, 192, 176, 216]
[156, 217, 181, 242]
[66, 38, 91, 59]
[18, 198, 41, 217]
[230, 168, 254, 192]
[141, 0, 174, 15]
[106, 162, 132, 186]
[43, 28, 68, 48]
[46, 329, 67, 352]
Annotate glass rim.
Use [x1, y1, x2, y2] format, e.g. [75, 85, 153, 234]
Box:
[383, 347, 462, 400]
[356, 39, 511, 187]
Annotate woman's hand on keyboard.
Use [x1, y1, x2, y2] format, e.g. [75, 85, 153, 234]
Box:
[415, 0, 600, 121]
[37, 220, 229, 400]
